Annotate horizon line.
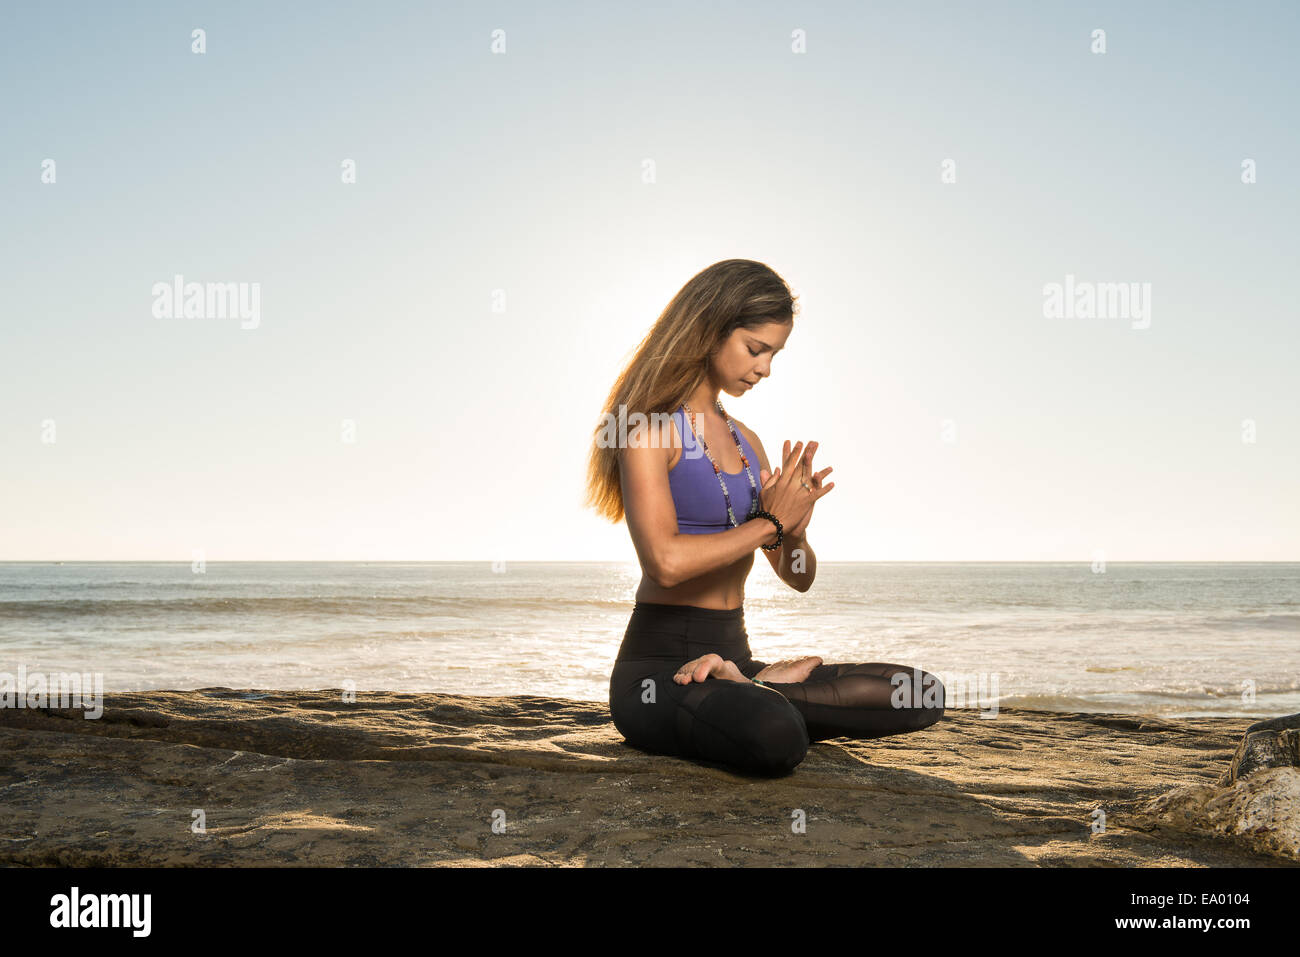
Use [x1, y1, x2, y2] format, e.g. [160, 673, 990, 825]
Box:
[2, 559, 1298, 565]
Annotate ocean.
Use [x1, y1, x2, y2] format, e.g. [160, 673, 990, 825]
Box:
[0, 561, 1296, 719]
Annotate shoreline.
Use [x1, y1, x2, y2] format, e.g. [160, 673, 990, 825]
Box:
[1, 689, 1296, 867]
[3, 679, 1288, 725]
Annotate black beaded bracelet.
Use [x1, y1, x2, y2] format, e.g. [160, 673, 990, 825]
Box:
[754, 508, 783, 550]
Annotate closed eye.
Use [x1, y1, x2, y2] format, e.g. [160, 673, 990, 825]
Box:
[747, 347, 761, 356]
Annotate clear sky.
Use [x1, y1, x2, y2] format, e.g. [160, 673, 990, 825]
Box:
[2, 0, 1296, 561]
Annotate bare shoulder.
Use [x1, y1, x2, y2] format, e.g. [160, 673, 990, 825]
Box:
[618, 410, 682, 471]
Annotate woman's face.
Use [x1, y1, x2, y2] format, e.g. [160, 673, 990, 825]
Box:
[713, 321, 792, 396]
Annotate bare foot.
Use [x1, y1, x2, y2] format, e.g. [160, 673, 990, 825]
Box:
[754, 656, 823, 683]
[673, 653, 751, 685]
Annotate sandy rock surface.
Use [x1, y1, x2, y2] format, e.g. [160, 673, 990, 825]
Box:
[1, 689, 1295, 867]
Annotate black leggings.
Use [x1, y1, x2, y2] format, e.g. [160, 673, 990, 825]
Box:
[608, 601, 946, 776]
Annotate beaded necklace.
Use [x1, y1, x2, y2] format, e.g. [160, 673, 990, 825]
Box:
[680, 399, 760, 527]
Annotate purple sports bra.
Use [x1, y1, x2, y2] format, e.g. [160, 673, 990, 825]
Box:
[667, 405, 761, 534]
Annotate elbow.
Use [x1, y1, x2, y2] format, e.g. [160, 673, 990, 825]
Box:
[784, 572, 813, 594]
[652, 547, 679, 589]
[653, 563, 679, 590]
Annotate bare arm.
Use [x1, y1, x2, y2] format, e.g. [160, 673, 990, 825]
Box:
[618, 421, 778, 589]
[773, 533, 816, 592]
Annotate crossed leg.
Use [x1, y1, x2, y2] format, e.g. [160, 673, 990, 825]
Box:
[741, 660, 946, 743]
[609, 660, 810, 776]
[609, 658, 946, 777]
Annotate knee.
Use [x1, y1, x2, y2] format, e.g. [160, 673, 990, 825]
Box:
[608, 670, 678, 751]
[733, 696, 810, 776]
[914, 702, 944, 730]
[910, 673, 945, 729]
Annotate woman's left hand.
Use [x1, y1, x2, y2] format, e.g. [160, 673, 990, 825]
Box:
[785, 441, 833, 541]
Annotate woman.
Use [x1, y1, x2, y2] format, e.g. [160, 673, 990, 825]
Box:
[585, 259, 945, 776]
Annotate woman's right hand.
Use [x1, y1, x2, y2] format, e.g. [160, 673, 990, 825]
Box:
[757, 440, 831, 539]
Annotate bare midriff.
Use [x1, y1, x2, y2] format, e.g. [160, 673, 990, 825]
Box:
[632, 415, 757, 611]
[634, 550, 755, 611]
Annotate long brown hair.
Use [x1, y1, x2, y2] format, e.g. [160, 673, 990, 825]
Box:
[584, 259, 798, 523]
